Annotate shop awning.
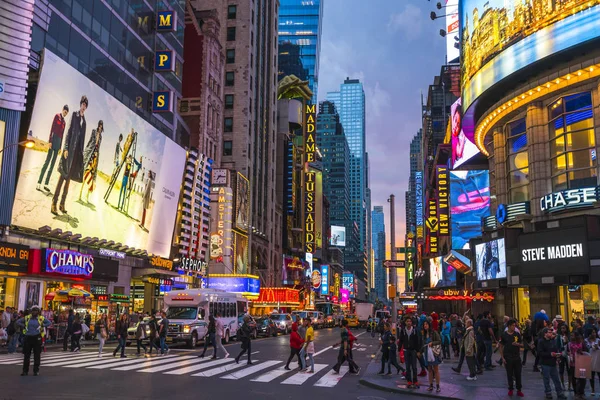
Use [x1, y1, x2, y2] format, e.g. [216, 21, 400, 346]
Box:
[132, 268, 180, 278]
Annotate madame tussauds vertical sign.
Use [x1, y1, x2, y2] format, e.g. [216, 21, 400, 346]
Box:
[305, 104, 316, 254]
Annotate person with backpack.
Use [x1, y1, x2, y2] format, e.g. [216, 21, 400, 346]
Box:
[70, 315, 83, 352]
[147, 314, 160, 355]
[16, 306, 51, 376]
[332, 319, 359, 374]
[235, 315, 253, 365]
[199, 315, 217, 359]
[284, 322, 304, 370]
[135, 319, 148, 356]
[84, 311, 92, 340]
[387, 335, 405, 374]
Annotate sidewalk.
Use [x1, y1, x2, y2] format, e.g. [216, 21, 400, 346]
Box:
[360, 355, 581, 399]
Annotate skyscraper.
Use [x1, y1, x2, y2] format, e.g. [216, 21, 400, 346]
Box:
[327, 78, 367, 281]
[372, 206, 386, 301]
[278, 0, 324, 103]
[405, 129, 423, 233]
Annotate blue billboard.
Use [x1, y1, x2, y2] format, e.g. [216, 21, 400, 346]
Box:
[450, 170, 490, 249]
[321, 265, 329, 296]
[342, 272, 355, 298]
[202, 276, 260, 297]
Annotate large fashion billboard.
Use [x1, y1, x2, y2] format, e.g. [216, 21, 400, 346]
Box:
[450, 98, 479, 168]
[475, 238, 506, 280]
[450, 170, 490, 249]
[445, 0, 460, 63]
[461, 0, 600, 110]
[11, 49, 186, 257]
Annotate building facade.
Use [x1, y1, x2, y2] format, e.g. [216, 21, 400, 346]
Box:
[372, 206, 386, 301]
[278, 0, 323, 103]
[405, 129, 423, 234]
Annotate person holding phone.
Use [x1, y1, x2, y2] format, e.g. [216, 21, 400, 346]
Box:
[538, 327, 567, 399]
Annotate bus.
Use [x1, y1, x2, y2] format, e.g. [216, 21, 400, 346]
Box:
[164, 288, 248, 347]
[315, 301, 343, 327]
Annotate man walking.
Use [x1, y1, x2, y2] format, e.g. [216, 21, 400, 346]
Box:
[52, 95, 88, 215]
[480, 311, 496, 370]
[214, 313, 229, 358]
[399, 316, 420, 388]
[63, 309, 74, 351]
[159, 311, 169, 355]
[464, 319, 478, 381]
[38, 105, 69, 192]
[378, 323, 392, 374]
[235, 315, 253, 365]
[538, 327, 567, 399]
[499, 319, 524, 397]
[16, 307, 51, 376]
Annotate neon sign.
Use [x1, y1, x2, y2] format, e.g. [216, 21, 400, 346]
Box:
[45, 249, 94, 278]
[304, 103, 316, 254]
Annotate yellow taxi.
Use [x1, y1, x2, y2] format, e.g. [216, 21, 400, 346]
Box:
[345, 314, 359, 328]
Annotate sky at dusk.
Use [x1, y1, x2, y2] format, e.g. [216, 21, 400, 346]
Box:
[317, 0, 447, 252]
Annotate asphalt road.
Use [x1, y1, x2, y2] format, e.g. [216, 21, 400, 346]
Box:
[0, 328, 424, 400]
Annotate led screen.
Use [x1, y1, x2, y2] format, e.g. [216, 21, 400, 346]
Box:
[461, 0, 600, 111]
[451, 98, 480, 168]
[429, 257, 457, 288]
[330, 225, 346, 247]
[446, 0, 460, 63]
[450, 170, 490, 249]
[11, 49, 186, 257]
[475, 238, 507, 280]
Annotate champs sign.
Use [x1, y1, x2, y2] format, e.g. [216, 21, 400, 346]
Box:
[305, 104, 316, 254]
[436, 166, 449, 236]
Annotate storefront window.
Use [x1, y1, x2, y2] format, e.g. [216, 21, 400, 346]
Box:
[514, 287, 530, 324]
[505, 118, 529, 203]
[567, 285, 600, 323]
[0, 277, 18, 309]
[549, 92, 597, 191]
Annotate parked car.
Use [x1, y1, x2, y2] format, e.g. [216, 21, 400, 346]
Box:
[237, 314, 258, 340]
[270, 313, 293, 334]
[256, 317, 278, 337]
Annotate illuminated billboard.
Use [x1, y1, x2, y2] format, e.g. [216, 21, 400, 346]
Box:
[450, 98, 479, 168]
[429, 257, 456, 288]
[461, 0, 600, 110]
[450, 170, 490, 249]
[330, 225, 346, 247]
[415, 171, 424, 242]
[446, 0, 460, 63]
[235, 172, 249, 233]
[475, 238, 506, 280]
[11, 49, 186, 257]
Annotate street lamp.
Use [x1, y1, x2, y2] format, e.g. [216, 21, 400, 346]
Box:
[0, 139, 35, 154]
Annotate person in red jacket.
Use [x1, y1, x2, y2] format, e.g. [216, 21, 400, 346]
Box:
[431, 312, 439, 332]
[285, 322, 304, 370]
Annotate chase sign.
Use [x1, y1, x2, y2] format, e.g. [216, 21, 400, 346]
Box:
[540, 187, 598, 213]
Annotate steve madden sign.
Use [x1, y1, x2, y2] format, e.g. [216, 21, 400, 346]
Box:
[540, 187, 598, 213]
[522, 243, 584, 262]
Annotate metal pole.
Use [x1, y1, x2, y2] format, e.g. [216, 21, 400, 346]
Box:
[389, 194, 397, 323]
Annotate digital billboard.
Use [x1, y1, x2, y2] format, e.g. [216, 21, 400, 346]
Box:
[429, 257, 457, 288]
[330, 225, 346, 247]
[342, 272, 355, 298]
[475, 238, 507, 280]
[450, 98, 479, 168]
[461, 0, 600, 110]
[450, 170, 490, 249]
[235, 172, 249, 233]
[234, 232, 248, 274]
[11, 49, 186, 257]
[445, 0, 460, 63]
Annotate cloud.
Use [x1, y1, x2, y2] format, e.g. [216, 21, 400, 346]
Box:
[387, 4, 424, 41]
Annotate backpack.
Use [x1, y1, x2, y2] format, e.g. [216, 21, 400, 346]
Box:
[7, 319, 16, 336]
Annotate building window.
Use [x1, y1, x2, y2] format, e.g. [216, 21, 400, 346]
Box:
[505, 118, 529, 203]
[224, 117, 233, 132]
[548, 92, 597, 192]
[225, 71, 235, 86]
[224, 141, 233, 156]
[228, 5, 237, 19]
[227, 27, 236, 41]
[225, 94, 234, 109]
[226, 49, 235, 64]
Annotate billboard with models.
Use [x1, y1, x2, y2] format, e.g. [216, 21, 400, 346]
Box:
[11, 49, 186, 257]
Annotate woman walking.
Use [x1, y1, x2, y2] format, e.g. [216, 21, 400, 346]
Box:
[302, 318, 315, 373]
[70, 315, 83, 352]
[79, 120, 103, 203]
[285, 322, 304, 370]
[419, 320, 442, 392]
[235, 315, 253, 365]
[213, 313, 229, 358]
[95, 314, 108, 357]
[199, 315, 217, 359]
[113, 314, 129, 358]
[135, 319, 148, 356]
[569, 331, 588, 399]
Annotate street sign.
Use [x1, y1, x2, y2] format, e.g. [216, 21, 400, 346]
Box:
[383, 260, 406, 268]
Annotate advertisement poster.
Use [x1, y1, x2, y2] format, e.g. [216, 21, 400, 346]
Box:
[475, 238, 507, 280]
[445, 0, 460, 63]
[11, 49, 186, 257]
[461, 0, 600, 109]
[450, 170, 490, 249]
[235, 172, 249, 233]
[330, 225, 346, 247]
[429, 257, 457, 288]
[234, 232, 249, 274]
[25, 281, 41, 310]
[450, 98, 479, 168]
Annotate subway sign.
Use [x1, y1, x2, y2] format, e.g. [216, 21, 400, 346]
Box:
[436, 166, 449, 236]
[304, 104, 316, 254]
[540, 187, 598, 213]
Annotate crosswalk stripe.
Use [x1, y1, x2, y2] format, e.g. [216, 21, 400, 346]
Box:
[87, 355, 178, 369]
[64, 354, 155, 368]
[138, 357, 208, 373]
[220, 360, 282, 380]
[192, 359, 252, 377]
[313, 366, 349, 387]
[0, 352, 88, 365]
[280, 364, 328, 385]
[166, 358, 232, 376]
[111, 355, 197, 371]
[43, 354, 104, 366]
[251, 366, 293, 382]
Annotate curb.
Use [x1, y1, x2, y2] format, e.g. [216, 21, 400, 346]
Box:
[358, 378, 458, 400]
